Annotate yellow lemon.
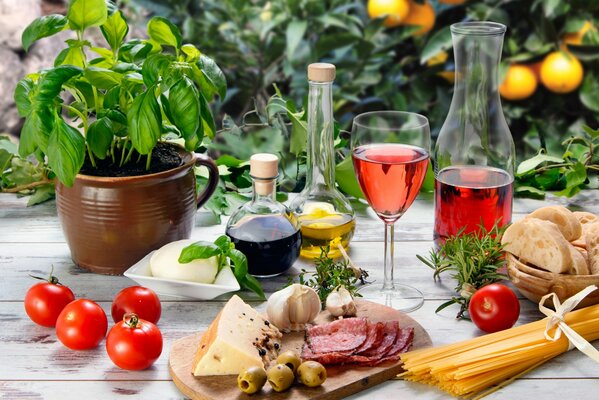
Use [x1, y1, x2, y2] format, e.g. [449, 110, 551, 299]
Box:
[401, 0, 435, 36]
[540, 51, 584, 94]
[499, 64, 538, 101]
[367, 0, 410, 28]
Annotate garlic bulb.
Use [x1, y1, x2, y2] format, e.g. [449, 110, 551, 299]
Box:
[326, 286, 357, 317]
[266, 284, 321, 332]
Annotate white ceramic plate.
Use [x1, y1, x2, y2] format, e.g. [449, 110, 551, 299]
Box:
[124, 251, 240, 300]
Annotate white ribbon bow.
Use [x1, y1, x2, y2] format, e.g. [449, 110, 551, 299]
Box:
[539, 285, 599, 363]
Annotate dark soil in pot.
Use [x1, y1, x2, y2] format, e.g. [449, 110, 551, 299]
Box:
[79, 142, 183, 177]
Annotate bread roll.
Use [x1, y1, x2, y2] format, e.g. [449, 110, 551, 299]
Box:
[502, 218, 573, 273]
[585, 223, 599, 275]
[573, 211, 599, 226]
[568, 244, 590, 275]
[527, 206, 582, 241]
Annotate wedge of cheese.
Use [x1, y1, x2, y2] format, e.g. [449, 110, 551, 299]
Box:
[192, 295, 282, 376]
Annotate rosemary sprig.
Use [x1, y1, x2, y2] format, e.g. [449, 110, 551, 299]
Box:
[417, 223, 509, 319]
[296, 246, 369, 305]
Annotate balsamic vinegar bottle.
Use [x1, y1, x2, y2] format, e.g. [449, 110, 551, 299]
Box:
[226, 154, 301, 277]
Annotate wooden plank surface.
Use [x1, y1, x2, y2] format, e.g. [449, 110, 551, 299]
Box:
[1, 191, 598, 399]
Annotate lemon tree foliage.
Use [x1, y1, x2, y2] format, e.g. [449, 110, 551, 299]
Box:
[131, 0, 597, 205]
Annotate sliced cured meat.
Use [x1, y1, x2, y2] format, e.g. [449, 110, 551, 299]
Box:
[360, 321, 398, 357]
[377, 327, 414, 364]
[354, 322, 385, 354]
[307, 318, 368, 354]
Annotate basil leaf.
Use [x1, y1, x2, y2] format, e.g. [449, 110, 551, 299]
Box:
[147, 17, 182, 49]
[160, 94, 173, 122]
[118, 40, 153, 63]
[103, 86, 120, 109]
[19, 107, 54, 156]
[178, 242, 222, 263]
[228, 248, 248, 281]
[87, 117, 113, 159]
[27, 184, 55, 206]
[214, 235, 232, 253]
[100, 9, 128, 51]
[142, 53, 172, 87]
[84, 66, 122, 90]
[240, 275, 266, 300]
[36, 66, 83, 103]
[67, 0, 108, 32]
[169, 77, 201, 150]
[199, 91, 216, 140]
[181, 44, 201, 63]
[197, 54, 227, 100]
[14, 78, 34, 117]
[22, 14, 68, 52]
[127, 87, 162, 155]
[47, 118, 86, 187]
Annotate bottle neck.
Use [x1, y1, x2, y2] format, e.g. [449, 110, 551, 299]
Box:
[305, 80, 335, 189]
[252, 177, 276, 203]
[451, 32, 504, 111]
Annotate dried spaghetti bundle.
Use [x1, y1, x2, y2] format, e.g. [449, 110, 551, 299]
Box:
[399, 302, 599, 398]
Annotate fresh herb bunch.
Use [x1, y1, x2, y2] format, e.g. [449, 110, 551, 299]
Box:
[516, 125, 598, 199]
[296, 246, 369, 305]
[178, 235, 265, 300]
[417, 224, 508, 319]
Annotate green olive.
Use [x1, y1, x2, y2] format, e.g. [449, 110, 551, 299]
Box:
[266, 363, 295, 392]
[237, 366, 267, 394]
[297, 361, 327, 387]
[276, 351, 301, 374]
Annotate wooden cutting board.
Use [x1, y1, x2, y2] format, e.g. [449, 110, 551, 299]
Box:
[169, 299, 432, 400]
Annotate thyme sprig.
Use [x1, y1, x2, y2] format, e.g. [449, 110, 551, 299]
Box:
[296, 246, 369, 305]
[417, 223, 509, 319]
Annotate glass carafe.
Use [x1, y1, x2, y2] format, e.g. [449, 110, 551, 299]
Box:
[433, 22, 515, 246]
[289, 63, 355, 258]
[226, 153, 301, 277]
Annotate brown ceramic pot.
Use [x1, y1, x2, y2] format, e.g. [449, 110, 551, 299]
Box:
[55, 147, 219, 275]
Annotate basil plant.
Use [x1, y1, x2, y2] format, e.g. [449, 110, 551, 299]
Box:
[14, 0, 226, 186]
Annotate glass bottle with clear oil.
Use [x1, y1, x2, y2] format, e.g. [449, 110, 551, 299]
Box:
[226, 153, 302, 277]
[289, 63, 355, 259]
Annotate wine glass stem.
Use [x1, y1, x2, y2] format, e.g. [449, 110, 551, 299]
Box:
[383, 222, 395, 291]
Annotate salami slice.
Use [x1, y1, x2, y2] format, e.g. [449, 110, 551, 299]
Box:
[354, 322, 385, 354]
[307, 318, 368, 354]
[360, 321, 398, 357]
[377, 327, 414, 364]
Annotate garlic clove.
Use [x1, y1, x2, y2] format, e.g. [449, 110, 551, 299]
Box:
[325, 286, 356, 317]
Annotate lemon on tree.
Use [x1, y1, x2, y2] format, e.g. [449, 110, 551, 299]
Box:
[499, 64, 538, 101]
[401, 0, 436, 36]
[540, 51, 584, 94]
[367, 0, 410, 28]
[563, 21, 596, 46]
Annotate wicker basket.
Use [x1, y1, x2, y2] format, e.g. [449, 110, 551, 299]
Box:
[507, 253, 599, 309]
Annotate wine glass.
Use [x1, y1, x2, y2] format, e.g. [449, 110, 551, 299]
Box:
[351, 111, 431, 312]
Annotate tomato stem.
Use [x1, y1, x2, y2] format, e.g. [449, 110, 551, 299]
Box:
[123, 312, 140, 328]
[29, 265, 61, 285]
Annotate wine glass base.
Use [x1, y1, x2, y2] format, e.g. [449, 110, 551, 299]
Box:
[359, 283, 424, 313]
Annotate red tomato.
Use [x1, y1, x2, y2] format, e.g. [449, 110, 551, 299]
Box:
[24, 276, 75, 327]
[106, 313, 163, 370]
[111, 286, 161, 324]
[468, 284, 520, 333]
[56, 299, 108, 350]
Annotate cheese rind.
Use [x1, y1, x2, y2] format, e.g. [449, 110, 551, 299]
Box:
[192, 295, 281, 376]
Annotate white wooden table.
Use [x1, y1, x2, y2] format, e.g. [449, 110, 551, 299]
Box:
[1, 191, 598, 399]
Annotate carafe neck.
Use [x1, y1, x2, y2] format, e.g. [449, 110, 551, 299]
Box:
[252, 178, 276, 203]
[305, 80, 335, 189]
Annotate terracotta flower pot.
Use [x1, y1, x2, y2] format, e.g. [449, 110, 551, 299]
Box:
[55, 147, 219, 275]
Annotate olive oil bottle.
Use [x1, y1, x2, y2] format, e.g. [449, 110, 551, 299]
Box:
[289, 63, 355, 258]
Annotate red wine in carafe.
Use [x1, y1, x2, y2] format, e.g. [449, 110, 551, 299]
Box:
[434, 165, 513, 246]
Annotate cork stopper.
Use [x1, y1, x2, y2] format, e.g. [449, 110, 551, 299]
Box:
[250, 153, 278, 196]
[308, 63, 336, 82]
